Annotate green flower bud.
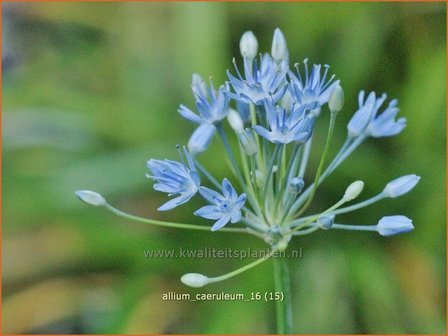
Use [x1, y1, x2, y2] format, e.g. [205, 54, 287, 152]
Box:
[329, 85, 344, 114]
[238, 128, 258, 156]
[343, 180, 364, 202]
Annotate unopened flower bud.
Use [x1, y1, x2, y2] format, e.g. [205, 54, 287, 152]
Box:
[271, 28, 287, 63]
[329, 85, 344, 114]
[376, 215, 414, 237]
[181, 273, 209, 288]
[317, 215, 334, 230]
[289, 177, 304, 194]
[238, 128, 258, 156]
[383, 174, 420, 198]
[239, 31, 258, 59]
[254, 170, 264, 187]
[75, 190, 106, 207]
[227, 109, 244, 132]
[343, 180, 364, 201]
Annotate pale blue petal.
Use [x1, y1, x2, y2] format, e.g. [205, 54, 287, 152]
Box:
[253, 125, 273, 142]
[178, 105, 202, 124]
[347, 103, 375, 136]
[199, 186, 225, 204]
[211, 215, 232, 231]
[230, 211, 242, 223]
[194, 205, 223, 220]
[222, 178, 238, 200]
[158, 194, 192, 211]
[188, 124, 216, 154]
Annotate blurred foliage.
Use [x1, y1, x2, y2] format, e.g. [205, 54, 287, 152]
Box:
[2, 2, 446, 334]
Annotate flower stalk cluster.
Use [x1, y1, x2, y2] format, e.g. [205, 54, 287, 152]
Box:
[75, 28, 419, 333]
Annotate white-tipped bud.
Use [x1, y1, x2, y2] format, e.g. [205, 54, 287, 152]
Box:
[238, 128, 258, 156]
[239, 31, 258, 59]
[271, 28, 287, 63]
[317, 215, 335, 230]
[181, 273, 209, 288]
[75, 190, 106, 207]
[329, 85, 344, 114]
[383, 174, 420, 198]
[227, 109, 244, 132]
[343, 180, 364, 201]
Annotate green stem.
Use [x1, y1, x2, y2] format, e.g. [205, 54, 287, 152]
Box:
[298, 136, 313, 178]
[287, 135, 365, 217]
[207, 249, 275, 283]
[289, 192, 386, 227]
[104, 203, 246, 233]
[273, 257, 293, 334]
[194, 159, 221, 189]
[286, 197, 347, 235]
[293, 112, 337, 218]
[216, 124, 260, 214]
[331, 224, 377, 231]
[330, 193, 385, 215]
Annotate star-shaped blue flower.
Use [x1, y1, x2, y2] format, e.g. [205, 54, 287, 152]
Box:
[347, 91, 406, 138]
[178, 74, 229, 154]
[195, 178, 246, 231]
[227, 54, 288, 106]
[252, 100, 315, 144]
[147, 146, 200, 211]
[288, 59, 340, 110]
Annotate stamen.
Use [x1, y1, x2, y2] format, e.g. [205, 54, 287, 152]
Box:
[176, 144, 186, 166]
[232, 58, 244, 80]
[303, 58, 309, 85]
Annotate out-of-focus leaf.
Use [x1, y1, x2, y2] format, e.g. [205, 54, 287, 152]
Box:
[3, 109, 97, 151]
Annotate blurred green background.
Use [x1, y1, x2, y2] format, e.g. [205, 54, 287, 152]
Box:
[2, 1, 446, 334]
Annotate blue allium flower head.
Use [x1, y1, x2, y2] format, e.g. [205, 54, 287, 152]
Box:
[288, 59, 340, 110]
[376, 215, 414, 237]
[178, 74, 229, 154]
[226, 54, 288, 105]
[147, 146, 200, 211]
[77, 29, 420, 299]
[253, 99, 315, 144]
[367, 98, 407, 137]
[195, 178, 247, 231]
